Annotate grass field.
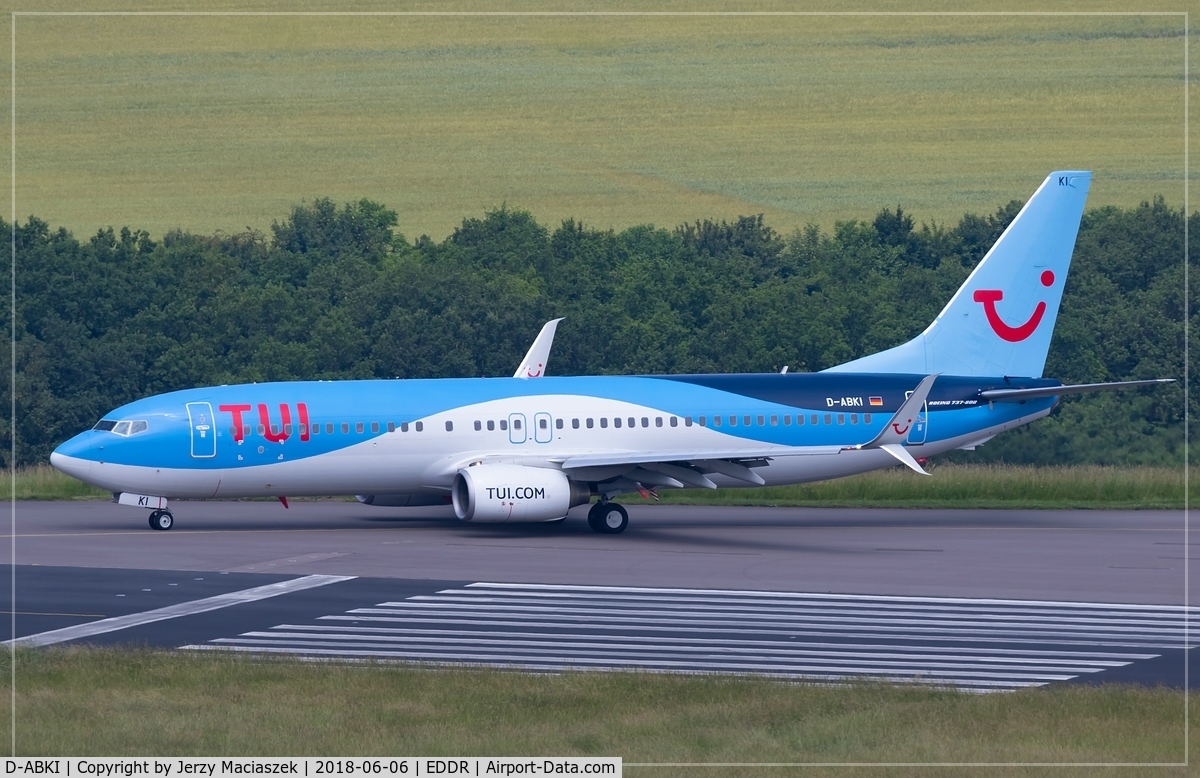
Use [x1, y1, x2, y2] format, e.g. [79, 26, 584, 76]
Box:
[4, 463, 1190, 507]
[6, 8, 1187, 241]
[649, 463, 1191, 509]
[2, 647, 1189, 770]
[1, 465, 110, 501]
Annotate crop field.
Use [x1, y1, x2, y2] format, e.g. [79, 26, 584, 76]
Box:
[5, 5, 1188, 241]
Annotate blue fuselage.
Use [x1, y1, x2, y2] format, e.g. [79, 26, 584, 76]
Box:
[51, 372, 1058, 500]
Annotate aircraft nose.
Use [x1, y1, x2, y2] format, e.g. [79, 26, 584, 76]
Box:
[50, 435, 95, 481]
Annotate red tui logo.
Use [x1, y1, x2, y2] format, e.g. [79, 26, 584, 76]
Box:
[973, 270, 1055, 343]
[220, 403, 310, 443]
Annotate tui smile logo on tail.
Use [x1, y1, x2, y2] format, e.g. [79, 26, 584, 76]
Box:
[972, 270, 1055, 342]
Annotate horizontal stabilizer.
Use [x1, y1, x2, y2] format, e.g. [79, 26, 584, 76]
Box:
[979, 378, 1175, 402]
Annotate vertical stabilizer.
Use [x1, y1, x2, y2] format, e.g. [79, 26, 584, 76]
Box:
[826, 171, 1091, 377]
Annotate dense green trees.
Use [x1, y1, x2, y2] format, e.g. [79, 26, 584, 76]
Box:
[3, 195, 1189, 468]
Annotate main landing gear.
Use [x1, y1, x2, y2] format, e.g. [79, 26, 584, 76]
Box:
[587, 501, 628, 534]
[148, 510, 174, 531]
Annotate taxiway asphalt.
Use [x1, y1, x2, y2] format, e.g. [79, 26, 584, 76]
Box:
[4, 500, 1191, 603]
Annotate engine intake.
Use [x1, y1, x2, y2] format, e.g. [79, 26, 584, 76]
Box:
[452, 464, 590, 522]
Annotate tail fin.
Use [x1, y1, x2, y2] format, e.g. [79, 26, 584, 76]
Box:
[826, 171, 1091, 377]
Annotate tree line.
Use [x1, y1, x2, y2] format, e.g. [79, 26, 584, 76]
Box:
[3, 194, 1190, 468]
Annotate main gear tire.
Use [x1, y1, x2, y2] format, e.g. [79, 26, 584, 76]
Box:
[587, 502, 628, 534]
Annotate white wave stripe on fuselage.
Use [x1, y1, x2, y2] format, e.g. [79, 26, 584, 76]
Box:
[220, 393, 796, 498]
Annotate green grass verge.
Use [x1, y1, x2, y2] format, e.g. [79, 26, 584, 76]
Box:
[2, 647, 1189, 770]
[1, 465, 110, 501]
[4, 463, 1189, 507]
[644, 464, 1191, 510]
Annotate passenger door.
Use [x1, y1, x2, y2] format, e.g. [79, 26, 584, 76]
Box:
[186, 402, 217, 458]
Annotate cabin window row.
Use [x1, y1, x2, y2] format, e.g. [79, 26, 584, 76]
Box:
[703, 413, 873, 427]
[467, 413, 874, 431]
[230, 412, 876, 439]
[230, 420, 426, 437]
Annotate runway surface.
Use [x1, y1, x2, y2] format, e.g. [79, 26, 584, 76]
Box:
[2, 500, 1193, 690]
[4, 566, 1195, 691]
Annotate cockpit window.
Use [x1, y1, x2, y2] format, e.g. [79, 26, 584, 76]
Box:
[95, 419, 148, 436]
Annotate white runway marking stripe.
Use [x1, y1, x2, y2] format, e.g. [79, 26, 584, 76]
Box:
[465, 583, 1196, 611]
[180, 644, 1053, 690]
[405, 593, 1187, 626]
[182, 582, 1191, 691]
[332, 608, 1188, 645]
[9, 574, 357, 647]
[272, 624, 1159, 661]
[356, 601, 1188, 634]
[213, 632, 1134, 673]
[315, 614, 1190, 650]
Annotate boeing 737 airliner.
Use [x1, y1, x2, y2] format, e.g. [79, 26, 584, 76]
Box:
[50, 172, 1173, 533]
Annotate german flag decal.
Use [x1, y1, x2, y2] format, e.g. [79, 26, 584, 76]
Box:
[869, 396, 884, 406]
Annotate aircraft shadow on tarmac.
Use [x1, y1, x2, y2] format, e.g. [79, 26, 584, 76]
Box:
[72, 512, 1091, 533]
[340, 510, 937, 555]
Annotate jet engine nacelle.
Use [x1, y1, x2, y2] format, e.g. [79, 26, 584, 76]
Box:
[452, 464, 590, 522]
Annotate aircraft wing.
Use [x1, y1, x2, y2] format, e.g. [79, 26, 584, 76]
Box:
[513, 318, 564, 378]
[424, 445, 842, 493]
[557, 447, 842, 494]
[559, 448, 841, 470]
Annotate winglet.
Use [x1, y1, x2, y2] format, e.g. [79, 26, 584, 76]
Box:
[851, 374, 938, 475]
[514, 318, 564, 379]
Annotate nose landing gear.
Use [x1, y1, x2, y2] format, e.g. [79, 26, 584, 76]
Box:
[148, 510, 174, 531]
[587, 501, 628, 534]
